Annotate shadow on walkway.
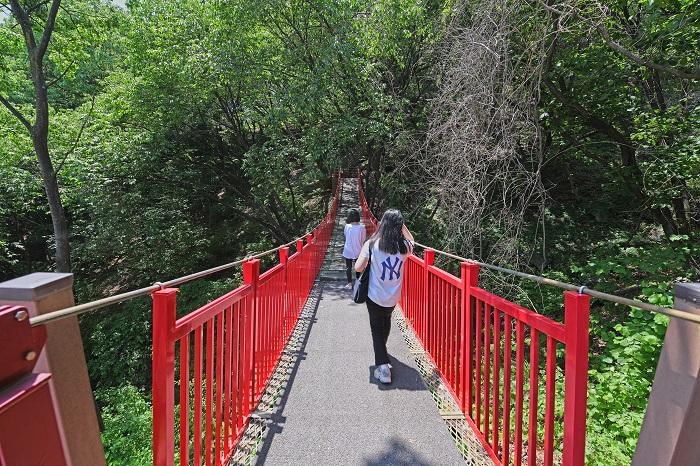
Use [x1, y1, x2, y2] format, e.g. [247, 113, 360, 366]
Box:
[363, 437, 436, 466]
[368, 355, 427, 392]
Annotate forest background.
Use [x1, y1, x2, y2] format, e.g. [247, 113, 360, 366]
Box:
[1, 0, 698, 463]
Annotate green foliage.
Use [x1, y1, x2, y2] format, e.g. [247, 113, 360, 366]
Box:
[96, 385, 152, 465]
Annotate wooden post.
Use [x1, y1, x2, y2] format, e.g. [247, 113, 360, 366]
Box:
[0, 273, 106, 466]
[633, 283, 700, 466]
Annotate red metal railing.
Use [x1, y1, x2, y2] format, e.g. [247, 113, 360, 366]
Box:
[358, 176, 589, 466]
[152, 179, 340, 466]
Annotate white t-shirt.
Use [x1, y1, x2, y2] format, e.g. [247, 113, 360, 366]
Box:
[343, 223, 366, 259]
[359, 239, 413, 307]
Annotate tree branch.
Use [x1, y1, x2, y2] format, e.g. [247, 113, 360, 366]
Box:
[54, 94, 95, 176]
[9, 0, 38, 51]
[531, 0, 699, 80]
[47, 59, 75, 88]
[596, 23, 700, 80]
[0, 94, 32, 131]
[37, 0, 61, 61]
[544, 80, 630, 146]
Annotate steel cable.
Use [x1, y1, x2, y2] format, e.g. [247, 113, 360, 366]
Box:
[29, 235, 311, 326]
[412, 241, 700, 325]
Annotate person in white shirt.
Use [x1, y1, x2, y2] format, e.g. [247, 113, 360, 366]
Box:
[342, 208, 366, 289]
[355, 209, 414, 384]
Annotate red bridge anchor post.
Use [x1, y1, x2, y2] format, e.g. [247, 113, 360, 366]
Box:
[0, 273, 106, 466]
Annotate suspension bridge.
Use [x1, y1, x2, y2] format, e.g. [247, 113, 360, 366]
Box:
[0, 174, 699, 466]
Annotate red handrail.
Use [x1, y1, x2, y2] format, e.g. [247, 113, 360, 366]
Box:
[152, 177, 340, 466]
[358, 175, 589, 466]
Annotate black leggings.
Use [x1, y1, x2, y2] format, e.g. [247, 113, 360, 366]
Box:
[366, 297, 394, 366]
[344, 258, 361, 284]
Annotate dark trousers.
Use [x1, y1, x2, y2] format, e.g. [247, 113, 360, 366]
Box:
[367, 297, 394, 366]
[344, 258, 361, 283]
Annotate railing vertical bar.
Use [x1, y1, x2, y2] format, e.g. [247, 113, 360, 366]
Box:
[452, 286, 459, 395]
[260, 292, 267, 394]
[428, 276, 440, 361]
[428, 275, 440, 361]
[224, 306, 233, 454]
[215, 313, 224, 465]
[444, 281, 449, 383]
[415, 262, 420, 341]
[452, 288, 462, 394]
[179, 334, 190, 466]
[273, 278, 279, 366]
[264, 289, 269, 390]
[204, 319, 214, 466]
[440, 279, 446, 373]
[544, 336, 556, 466]
[484, 303, 491, 439]
[278, 275, 283, 361]
[257, 292, 263, 397]
[268, 288, 273, 382]
[233, 302, 241, 438]
[492, 308, 501, 452]
[424, 250, 434, 359]
[527, 329, 540, 466]
[193, 326, 203, 466]
[440, 280, 450, 386]
[502, 315, 512, 466]
[439, 280, 450, 376]
[475, 298, 483, 429]
[514, 320, 524, 465]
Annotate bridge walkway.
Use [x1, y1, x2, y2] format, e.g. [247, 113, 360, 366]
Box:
[254, 178, 467, 465]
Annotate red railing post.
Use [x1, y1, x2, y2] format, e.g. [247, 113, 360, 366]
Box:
[304, 233, 316, 276]
[243, 259, 260, 411]
[152, 288, 178, 466]
[563, 291, 590, 466]
[305, 234, 313, 293]
[295, 239, 305, 313]
[423, 249, 435, 353]
[279, 247, 289, 342]
[460, 262, 479, 417]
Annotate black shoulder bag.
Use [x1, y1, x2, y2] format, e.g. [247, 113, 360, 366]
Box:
[352, 241, 374, 304]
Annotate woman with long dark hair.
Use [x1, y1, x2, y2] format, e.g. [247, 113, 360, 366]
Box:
[355, 209, 414, 384]
[342, 208, 366, 289]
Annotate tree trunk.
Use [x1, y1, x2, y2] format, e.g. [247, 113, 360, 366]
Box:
[33, 136, 71, 272]
[31, 51, 71, 272]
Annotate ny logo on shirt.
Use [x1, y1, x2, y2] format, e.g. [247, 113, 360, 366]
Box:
[380, 256, 403, 281]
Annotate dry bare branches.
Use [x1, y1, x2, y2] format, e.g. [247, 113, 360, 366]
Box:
[408, 0, 552, 272]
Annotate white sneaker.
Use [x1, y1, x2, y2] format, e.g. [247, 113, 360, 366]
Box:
[344, 282, 353, 289]
[373, 364, 392, 384]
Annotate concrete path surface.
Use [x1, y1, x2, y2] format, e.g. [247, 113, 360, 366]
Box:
[255, 178, 464, 466]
